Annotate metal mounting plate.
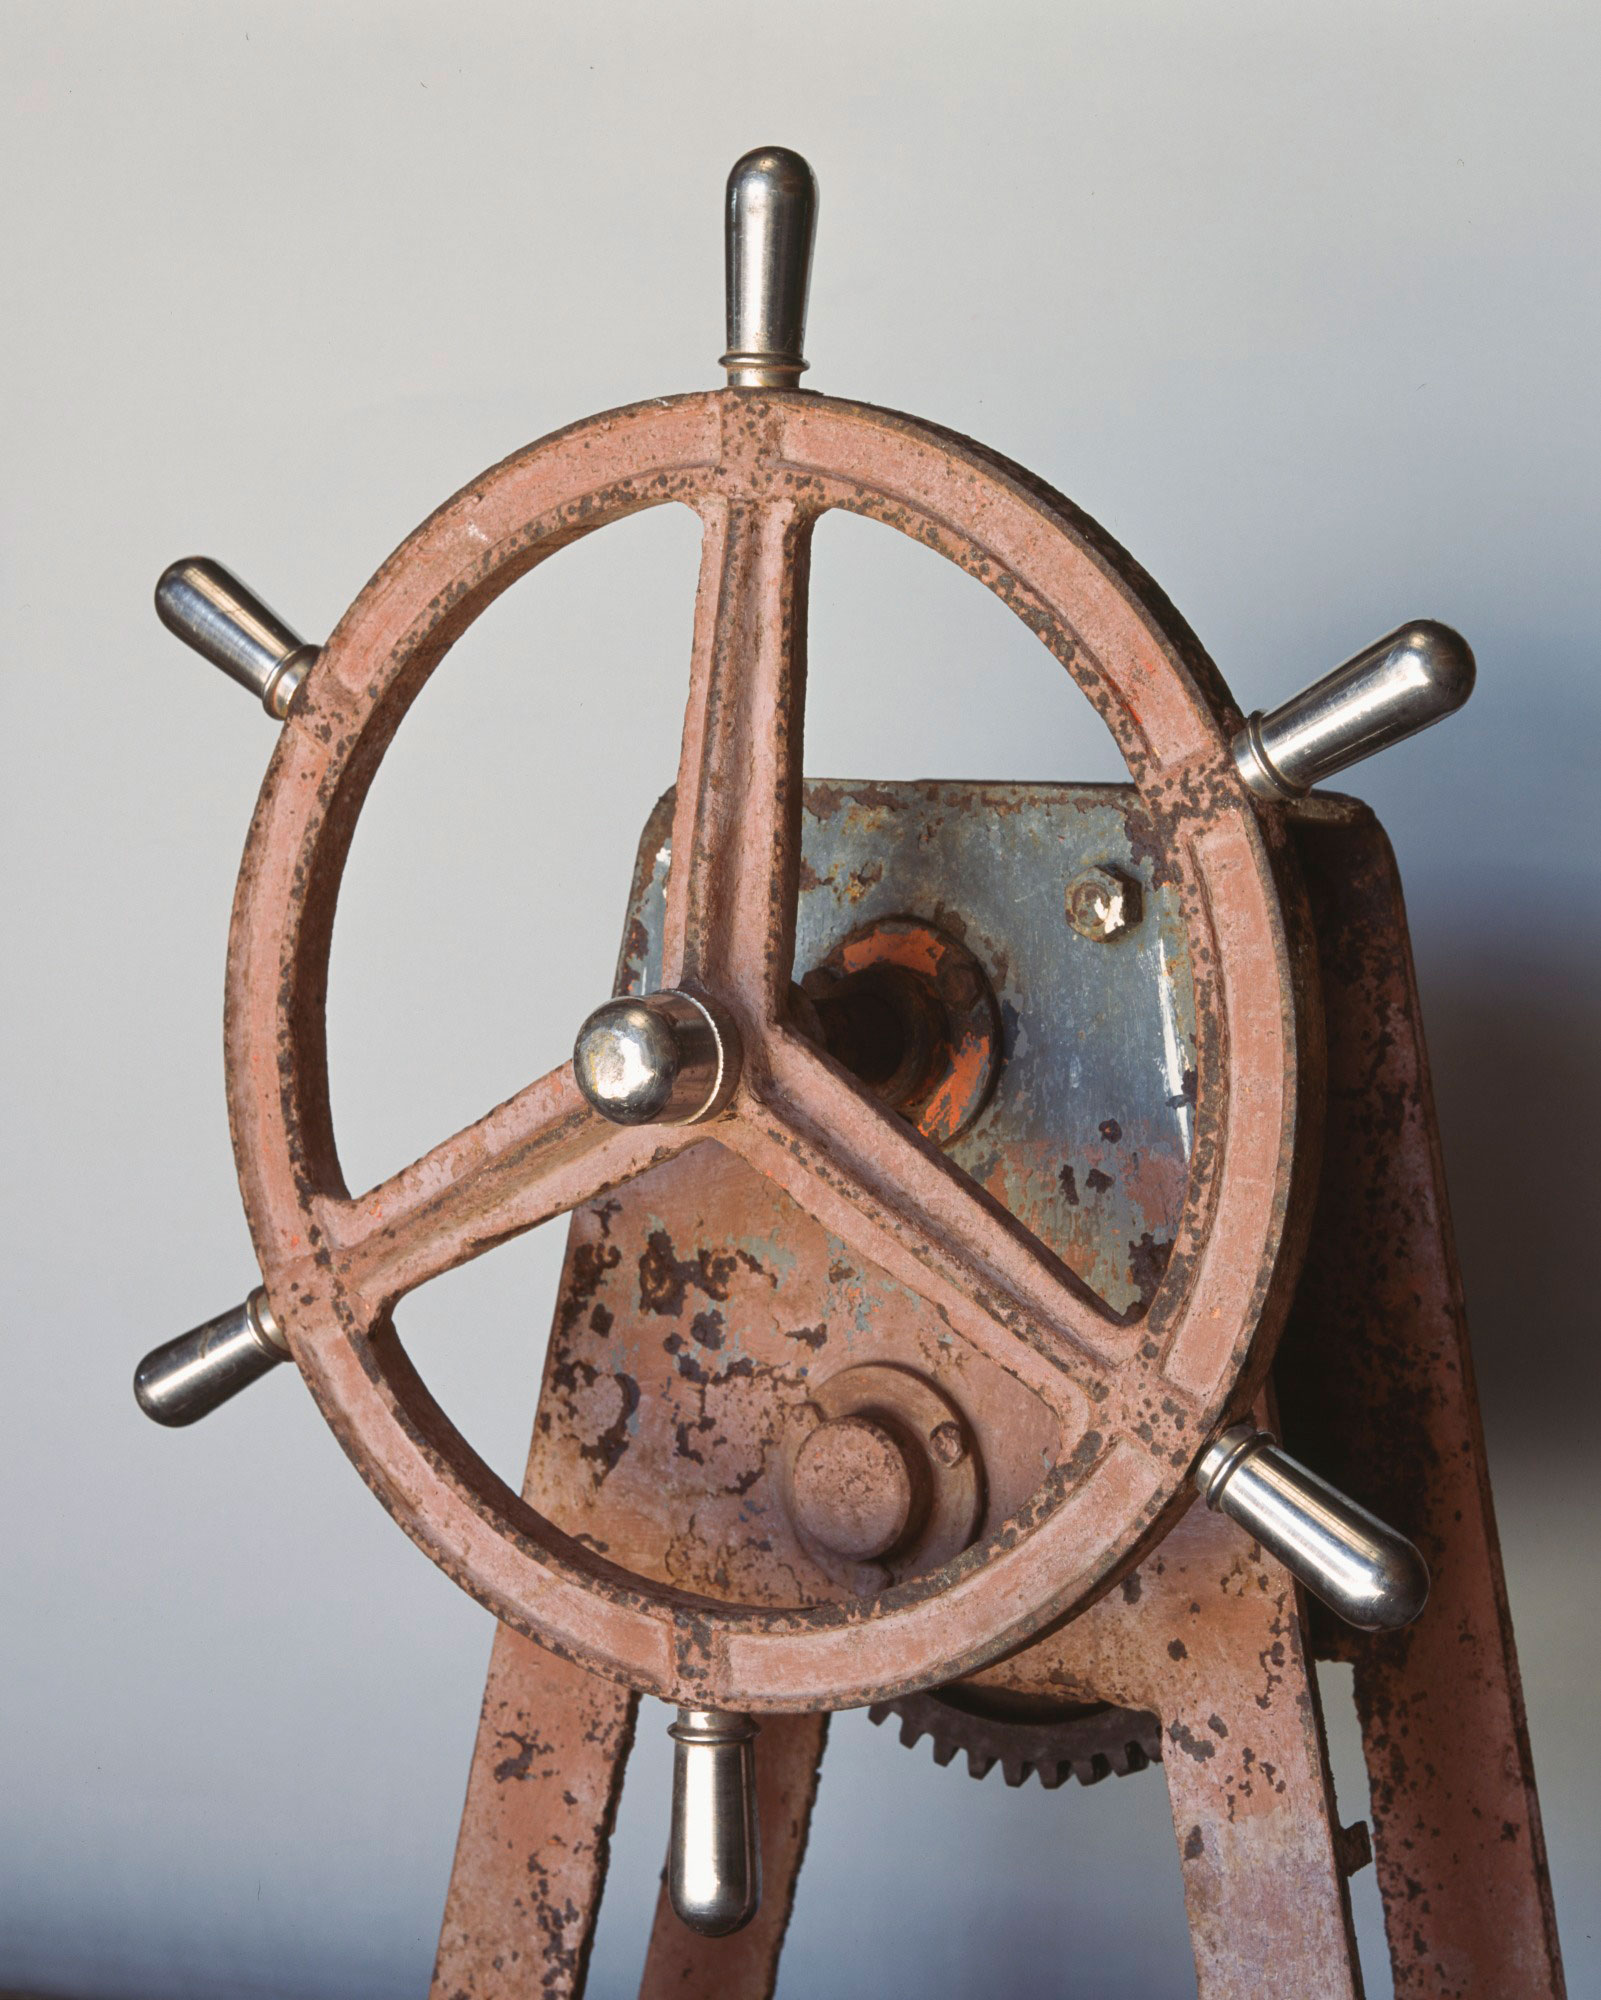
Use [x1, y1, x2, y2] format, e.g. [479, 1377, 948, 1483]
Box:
[524, 778, 1197, 1608]
[621, 778, 1197, 1317]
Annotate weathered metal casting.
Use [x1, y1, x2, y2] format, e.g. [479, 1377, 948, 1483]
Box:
[432, 789, 1561, 1997]
[523, 781, 1204, 1640]
[222, 396, 1319, 1711]
[871, 1686, 1163, 1790]
[1276, 802, 1564, 1997]
[138, 142, 1558, 2000]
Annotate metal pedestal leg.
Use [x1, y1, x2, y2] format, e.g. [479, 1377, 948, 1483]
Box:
[432, 1630, 637, 1999]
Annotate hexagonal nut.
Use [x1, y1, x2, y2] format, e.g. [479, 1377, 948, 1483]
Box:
[1065, 865, 1143, 942]
[928, 1420, 967, 1467]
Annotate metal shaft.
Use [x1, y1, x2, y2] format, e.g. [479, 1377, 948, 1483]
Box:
[134, 1288, 289, 1427]
[155, 556, 318, 719]
[1233, 620, 1475, 800]
[667, 1707, 761, 1935]
[1196, 1426, 1429, 1631]
[721, 147, 818, 388]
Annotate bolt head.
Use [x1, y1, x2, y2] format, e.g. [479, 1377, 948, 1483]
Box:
[790, 1416, 914, 1561]
[1065, 866, 1142, 942]
[573, 990, 737, 1126]
[928, 1420, 967, 1467]
[574, 999, 684, 1124]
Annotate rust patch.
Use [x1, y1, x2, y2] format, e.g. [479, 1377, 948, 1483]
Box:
[226, 390, 1315, 1716]
[637, 1229, 737, 1318]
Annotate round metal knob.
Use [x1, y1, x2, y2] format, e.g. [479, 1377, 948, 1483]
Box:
[155, 557, 318, 719]
[572, 991, 737, 1126]
[134, 1288, 289, 1427]
[1196, 1426, 1430, 1631]
[667, 1708, 760, 1936]
[1233, 620, 1475, 800]
[720, 147, 818, 388]
[790, 1415, 917, 1561]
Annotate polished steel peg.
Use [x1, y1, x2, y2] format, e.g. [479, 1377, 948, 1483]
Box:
[667, 1708, 761, 1936]
[573, 991, 738, 1125]
[721, 147, 818, 388]
[1233, 620, 1475, 801]
[155, 557, 319, 719]
[134, 1287, 290, 1427]
[1196, 1426, 1429, 1631]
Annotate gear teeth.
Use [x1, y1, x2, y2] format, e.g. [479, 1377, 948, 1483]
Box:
[876, 1689, 1163, 1793]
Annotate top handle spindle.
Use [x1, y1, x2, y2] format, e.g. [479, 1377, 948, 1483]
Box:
[721, 148, 818, 389]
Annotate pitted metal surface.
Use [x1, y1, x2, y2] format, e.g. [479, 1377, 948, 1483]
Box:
[522, 781, 1201, 1622]
[870, 1686, 1162, 1790]
[226, 391, 1319, 1710]
[144, 138, 1559, 2000]
[1275, 799, 1564, 1997]
[619, 779, 1198, 1317]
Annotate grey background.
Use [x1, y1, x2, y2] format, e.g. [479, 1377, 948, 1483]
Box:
[4, 3, 1597, 1994]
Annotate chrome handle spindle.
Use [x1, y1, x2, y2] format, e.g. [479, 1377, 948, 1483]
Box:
[720, 147, 818, 388]
[134, 1288, 289, 1427]
[1233, 620, 1475, 800]
[1196, 1426, 1429, 1631]
[667, 1708, 761, 1936]
[155, 557, 319, 719]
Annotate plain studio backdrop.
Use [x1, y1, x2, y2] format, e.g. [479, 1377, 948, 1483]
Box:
[3, 4, 1597, 1996]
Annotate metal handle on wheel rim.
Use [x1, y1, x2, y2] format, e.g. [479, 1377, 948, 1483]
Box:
[720, 146, 818, 388]
[1233, 621, 1474, 800]
[667, 1707, 761, 1935]
[1196, 1426, 1429, 1631]
[134, 1288, 289, 1426]
[155, 556, 319, 719]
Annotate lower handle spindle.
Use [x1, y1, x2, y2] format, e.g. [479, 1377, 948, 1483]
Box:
[667, 1707, 760, 1936]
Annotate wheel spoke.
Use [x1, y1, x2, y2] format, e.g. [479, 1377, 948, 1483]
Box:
[661, 493, 814, 1016]
[726, 1029, 1134, 1413]
[317, 1061, 690, 1318]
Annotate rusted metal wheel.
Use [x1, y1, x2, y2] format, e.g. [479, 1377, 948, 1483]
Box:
[226, 389, 1320, 1711]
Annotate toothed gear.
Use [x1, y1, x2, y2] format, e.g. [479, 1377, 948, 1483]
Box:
[869, 1686, 1162, 1790]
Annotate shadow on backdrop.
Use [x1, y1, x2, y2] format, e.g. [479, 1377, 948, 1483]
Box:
[1424, 942, 1601, 1458]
